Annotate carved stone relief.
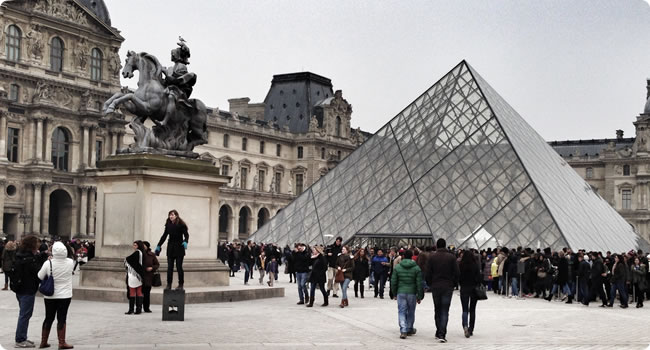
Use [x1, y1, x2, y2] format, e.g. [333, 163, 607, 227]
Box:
[33, 81, 73, 108]
[34, 0, 89, 26]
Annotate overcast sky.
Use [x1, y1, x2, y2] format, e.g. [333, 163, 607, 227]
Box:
[107, 0, 650, 141]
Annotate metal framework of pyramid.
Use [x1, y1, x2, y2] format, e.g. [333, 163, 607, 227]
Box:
[251, 61, 647, 252]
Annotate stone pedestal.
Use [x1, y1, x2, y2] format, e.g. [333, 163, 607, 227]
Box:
[81, 154, 231, 289]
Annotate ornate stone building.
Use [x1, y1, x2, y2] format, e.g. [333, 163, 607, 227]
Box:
[0, 0, 125, 240]
[550, 80, 650, 243]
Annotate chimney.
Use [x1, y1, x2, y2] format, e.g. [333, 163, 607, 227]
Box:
[616, 129, 624, 140]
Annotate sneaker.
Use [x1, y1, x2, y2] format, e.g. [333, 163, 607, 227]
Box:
[464, 326, 470, 338]
[14, 341, 35, 348]
[24, 341, 34, 345]
[400, 333, 407, 339]
[407, 328, 417, 336]
[297, 301, 305, 305]
[332, 294, 339, 298]
[438, 338, 447, 343]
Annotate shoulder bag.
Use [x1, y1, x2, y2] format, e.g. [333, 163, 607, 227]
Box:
[474, 284, 488, 301]
[39, 260, 55, 297]
[335, 269, 344, 283]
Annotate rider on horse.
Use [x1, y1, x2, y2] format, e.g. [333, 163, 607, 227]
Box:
[162, 38, 196, 112]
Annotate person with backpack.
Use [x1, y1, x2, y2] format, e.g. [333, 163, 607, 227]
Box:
[391, 249, 424, 339]
[37, 241, 74, 349]
[2, 240, 17, 290]
[11, 235, 48, 348]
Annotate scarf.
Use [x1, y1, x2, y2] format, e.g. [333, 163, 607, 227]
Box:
[125, 250, 144, 282]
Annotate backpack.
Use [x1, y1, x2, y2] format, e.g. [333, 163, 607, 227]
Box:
[9, 255, 33, 293]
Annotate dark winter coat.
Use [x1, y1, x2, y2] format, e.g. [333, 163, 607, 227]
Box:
[336, 254, 354, 280]
[157, 220, 189, 258]
[309, 254, 328, 284]
[2, 247, 16, 273]
[292, 250, 311, 273]
[556, 257, 569, 285]
[353, 256, 369, 281]
[577, 260, 590, 280]
[612, 262, 627, 283]
[371, 255, 390, 277]
[459, 258, 482, 293]
[590, 258, 606, 280]
[327, 243, 343, 268]
[241, 245, 254, 265]
[425, 248, 459, 290]
[630, 264, 647, 290]
[11, 250, 47, 295]
[390, 259, 424, 300]
[142, 250, 160, 287]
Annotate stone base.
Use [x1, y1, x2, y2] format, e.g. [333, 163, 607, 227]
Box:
[71, 284, 284, 304]
[80, 257, 230, 288]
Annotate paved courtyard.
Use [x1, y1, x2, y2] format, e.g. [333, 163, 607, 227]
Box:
[1, 271, 649, 349]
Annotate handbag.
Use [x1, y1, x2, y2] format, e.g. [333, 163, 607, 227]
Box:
[152, 272, 162, 287]
[335, 269, 345, 283]
[474, 284, 488, 301]
[39, 260, 55, 297]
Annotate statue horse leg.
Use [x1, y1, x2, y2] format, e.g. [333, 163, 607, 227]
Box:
[102, 91, 125, 114]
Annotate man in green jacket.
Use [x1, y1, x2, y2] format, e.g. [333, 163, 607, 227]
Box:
[391, 249, 425, 339]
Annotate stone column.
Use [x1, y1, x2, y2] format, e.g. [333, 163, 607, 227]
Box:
[32, 182, 42, 234]
[87, 186, 96, 235]
[35, 118, 43, 161]
[40, 184, 49, 236]
[80, 125, 89, 169]
[79, 186, 88, 236]
[231, 205, 239, 242]
[89, 127, 97, 168]
[111, 131, 118, 155]
[44, 118, 53, 163]
[0, 180, 6, 235]
[117, 132, 124, 151]
[0, 112, 8, 160]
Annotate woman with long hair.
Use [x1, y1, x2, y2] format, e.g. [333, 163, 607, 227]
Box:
[307, 245, 329, 307]
[608, 254, 629, 308]
[125, 240, 145, 315]
[2, 240, 16, 290]
[156, 209, 189, 290]
[336, 246, 355, 308]
[458, 249, 481, 338]
[352, 248, 369, 298]
[630, 256, 647, 308]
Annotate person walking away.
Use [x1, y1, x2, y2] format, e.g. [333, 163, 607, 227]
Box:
[352, 248, 369, 298]
[2, 240, 17, 290]
[293, 243, 311, 305]
[37, 241, 74, 349]
[371, 249, 390, 299]
[124, 241, 145, 315]
[576, 253, 590, 304]
[630, 256, 647, 308]
[425, 238, 459, 343]
[155, 209, 189, 290]
[458, 249, 481, 338]
[583, 252, 607, 307]
[608, 254, 629, 308]
[307, 246, 328, 307]
[11, 235, 48, 348]
[326, 237, 343, 297]
[265, 256, 278, 287]
[336, 246, 354, 308]
[257, 251, 267, 285]
[390, 250, 424, 339]
[546, 251, 572, 302]
[142, 242, 160, 313]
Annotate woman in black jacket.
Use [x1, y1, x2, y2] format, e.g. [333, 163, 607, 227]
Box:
[546, 251, 571, 302]
[155, 209, 189, 290]
[307, 246, 328, 307]
[458, 250, 481, 338]
[608, 254, 629, 308]
[353, 248, 369, 298]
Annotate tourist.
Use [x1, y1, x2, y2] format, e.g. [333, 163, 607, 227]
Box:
[458, 249, 481, 338]
[630, 256, 646, 308]
[490, 255, 499, 294]
[142, 241, 160, 313]
[257, 250, 267, 285]
[241, 240, 254, 285]
[37, 241, 74, 349]
[608, 254, 629, 308]
[534, 253, 550, 298]
[265, 256, 278, 287]
[425, 238, 459, 343]
[2, 240, 16, 290]
[124, 240, 145, 315]
[155, 209, 189, 290]
[293, 243, 311, 305]
[352, 248, 369, 298]
[481, 250, 492, 291]
[72, 244, 88, 275]
[12, 235, 48, 348]
[371, 248, 390, 299]
[576, 253, 590, 304]
[390, 249, 424, 339]
[284, 244, 295, 283]
[307, 245, 328, 307]
[583, 252, 608, 307]
[496, 248, 508, 295]
[547, 251, 572, 303]
[336, 246, 354, 308]
[326, 237, 343, 298]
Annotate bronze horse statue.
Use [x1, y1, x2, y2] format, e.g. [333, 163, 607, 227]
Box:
[103, 51, 207, 152]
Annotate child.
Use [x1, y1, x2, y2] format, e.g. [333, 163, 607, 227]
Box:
[266, 256, 278, 287]
[257, 251, 267, 285]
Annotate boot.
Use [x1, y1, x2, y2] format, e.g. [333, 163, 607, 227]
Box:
[360, 284, 364, 298]
[39, 323, 52, 348]
[176, 283, 184, 290]
[125, 297, 135, 315]
[545, 294, 553, 302]
[2, 282, 7, 290]
[339, 299, 345, 308]
[165, 283, 172, 290]
[344, 298, 349, 307]
[307, 298, 314, 307]
[354, 284, 358, 298]
[305, 295, 309, 304]
[135, 297, 143, 315]
[322, 295, 328, 307]
[56, 323, 73, 349]
[565, 295, 573, 304]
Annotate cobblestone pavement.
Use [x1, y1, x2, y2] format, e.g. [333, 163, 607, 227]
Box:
[0, 271, 649, 349]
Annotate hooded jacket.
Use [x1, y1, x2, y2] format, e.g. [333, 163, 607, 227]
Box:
[390, 259, 424, 300]
[37, 242, 74, 299]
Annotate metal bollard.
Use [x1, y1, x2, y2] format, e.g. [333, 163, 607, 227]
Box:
[576, 276, 579, 302]
[505, 272, 509, 297]
[519, 273, 523, 298]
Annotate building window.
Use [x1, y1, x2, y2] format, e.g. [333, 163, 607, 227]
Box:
[241, 167, 248, 189]
[95, 140, 103, 165]
[337, 150, 342, 160]
[90, 48, 102, 81]
[242, 137, 247, 151]
[321, 147, 325, 159]
[221, 164, 230, 176]
[297, 146, 303, 159]
[260, 141, 265, 154]
[335, 116, 342, 137]
[52, 127, 70, 171]
[9, 84, 19, 102]
[623, 164, 630, 176]
[7, 127, 19, 163]
[275, 171, 281, 193]
[622, 189, 632, 210]
[295, 174, 303, 195]
[258, 169, 265, 191]
[276, 144, 281, 157]
[223, 134, 229, 148]
[6, 25, 21, 62]
[586, 167, 593, 179]
[50, 37, 64, 72]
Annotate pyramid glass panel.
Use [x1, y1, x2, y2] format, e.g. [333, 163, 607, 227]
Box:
[251, 61, 648, 252]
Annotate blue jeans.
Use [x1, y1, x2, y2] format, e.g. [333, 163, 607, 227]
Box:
[431, 288, 453, 339]
[15, 293, 35, 343]
[550, 283, 571, 296]
[577, 278, 589, 303]
[511, 277, 519, 297]
[397, 293, 417, 333]
[340, 278, 351, 299]
[460, 290, 477, 331]
[243, 262, 253, 284]
[374, 273, 387, 297]
[609, 280, 628, 306]
[296, 272, 309, 302]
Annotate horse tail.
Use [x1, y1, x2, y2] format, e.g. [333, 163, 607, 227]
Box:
[188, 99, 208, 147]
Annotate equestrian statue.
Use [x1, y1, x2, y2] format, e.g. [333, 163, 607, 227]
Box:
[103, 37, 208, 156]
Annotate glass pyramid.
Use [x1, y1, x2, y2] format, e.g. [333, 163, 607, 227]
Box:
[251, 61, 648, 252]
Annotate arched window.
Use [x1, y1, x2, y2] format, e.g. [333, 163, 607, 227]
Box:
[623, 164, 631, 176]
[51, 127, 70, 171]
[6, 25, 21, 62]
[335, 116, 342, 137]
[9, 84, 19, 102]
[90, 48, 102, 81]
[50, 37, 64, 72]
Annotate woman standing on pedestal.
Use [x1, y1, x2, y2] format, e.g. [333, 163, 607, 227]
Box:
[155, 209, 189, 290]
